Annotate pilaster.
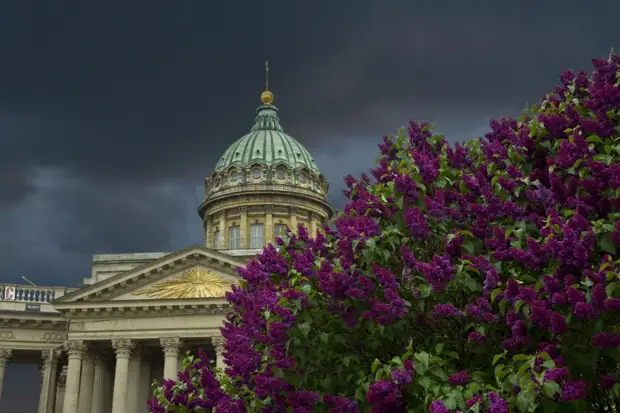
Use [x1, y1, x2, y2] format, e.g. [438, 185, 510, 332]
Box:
[218, 213, 227, 249]
[62, 340, 86, 413]
[160, 337, 181, 379]
[290, 206, 298, 230]
[205, 214, 213, 249]
[310, 212, 321, 238]
[111, 338, 135, 413]
[265, 205, 274, 244]
[239, 206, 248, 248]
[0, 348, 12, 402]
[212, 336, 225, 369]
[138, 353, 152, 413]
[56, 366, 68, 413]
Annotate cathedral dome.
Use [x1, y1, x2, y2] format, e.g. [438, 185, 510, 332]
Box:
[213, 103, 320, 174]
[198, 83, 333, 256]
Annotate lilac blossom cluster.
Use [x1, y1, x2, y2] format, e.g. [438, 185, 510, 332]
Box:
[149, 52, 620, 412]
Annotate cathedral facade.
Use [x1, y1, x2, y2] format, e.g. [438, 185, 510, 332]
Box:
[0, 88, 333, 413]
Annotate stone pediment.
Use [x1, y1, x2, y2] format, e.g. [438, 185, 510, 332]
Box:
[112, 265, 237, 301]
[53, 245, 246, 306]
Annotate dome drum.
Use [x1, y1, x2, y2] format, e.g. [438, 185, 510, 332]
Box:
[204, 163, 329, 199]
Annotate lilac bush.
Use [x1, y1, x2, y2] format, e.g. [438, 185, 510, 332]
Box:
[150, 52, 620, 412]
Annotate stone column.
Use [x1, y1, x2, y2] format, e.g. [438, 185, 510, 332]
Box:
[290, 207, 298, 230]
[77, 351, 95, 413]
[212, 337, 225, 369]
[62, 341, 86, 413]
[138, 354, 152, 413]
[38, 349, 60, 413]
[265, 205, 274, 244]
[56, 366, 68, 413]
[239, 206, 248, 248]
[90, 356, 106, 413]
[125, 346, 141, 413]
[0, 348, 12, 402]
[218, 214, 227, 249]
[160, 337, 180, 380]
[111, 339, 134, 413]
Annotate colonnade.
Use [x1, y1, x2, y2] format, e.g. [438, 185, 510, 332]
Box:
[0, 336, 225, 413]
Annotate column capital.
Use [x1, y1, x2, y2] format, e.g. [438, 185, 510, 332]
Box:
[265, 205, 274, 213]
[160, 337, 181, 356]
[239, 206, 248, 213]
[211, 336, 225, 352]
[64, 340, 87, 358]
[41, 348, 62, 364]
[0, 348, 12, 367]
[112, 338, 135, 358]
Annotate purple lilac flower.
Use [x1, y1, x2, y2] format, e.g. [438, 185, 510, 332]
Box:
[468, 331, 486, 344]
[449, 370, 470, 386]
[428, 400, 449, 413]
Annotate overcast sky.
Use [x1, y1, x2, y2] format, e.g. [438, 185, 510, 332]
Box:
[1, 0, 619, 411]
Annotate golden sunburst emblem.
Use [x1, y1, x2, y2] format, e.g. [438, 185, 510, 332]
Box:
[132, 267, 232, 299]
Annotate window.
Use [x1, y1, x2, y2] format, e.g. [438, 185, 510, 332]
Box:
[274, 224, 287, 238]
[213, 231, 221, 249]
[250, 224, 264, 249]
[251, 167, 262, 179]
[228, 226, 240, 249]
[276, 168, 286, 180]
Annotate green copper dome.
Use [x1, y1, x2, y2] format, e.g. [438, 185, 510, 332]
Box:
[214, 103, 320, 173]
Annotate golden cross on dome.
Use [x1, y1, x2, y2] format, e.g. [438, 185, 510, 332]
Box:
[260, 60, 274, 104]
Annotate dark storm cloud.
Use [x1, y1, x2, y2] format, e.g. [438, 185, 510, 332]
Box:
[0, 0, 618, 285]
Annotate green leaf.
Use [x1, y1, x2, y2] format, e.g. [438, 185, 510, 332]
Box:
[298, 322, 310, 338]
[414, 352, 430, 375]
[431, 367, 448, 381]
[491, 288, 502, 303]
[300, 284, 312, 296]
[444, 397, 457, 410]
[599, 232, 617, 254]
[395, 195, 404, 211]
[492, 353, 505, 366]
[371, 359, 381, 374]
[594, 153, 613, 165]
[543, 380, 561, 398]
[418, 376, 431, 390]
[435, 343, 444, 355]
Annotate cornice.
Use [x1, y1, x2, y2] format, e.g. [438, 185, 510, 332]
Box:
[0, 311, 67, 329]
[62, 301, 231, 322]
[199, 187, 334, 218]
